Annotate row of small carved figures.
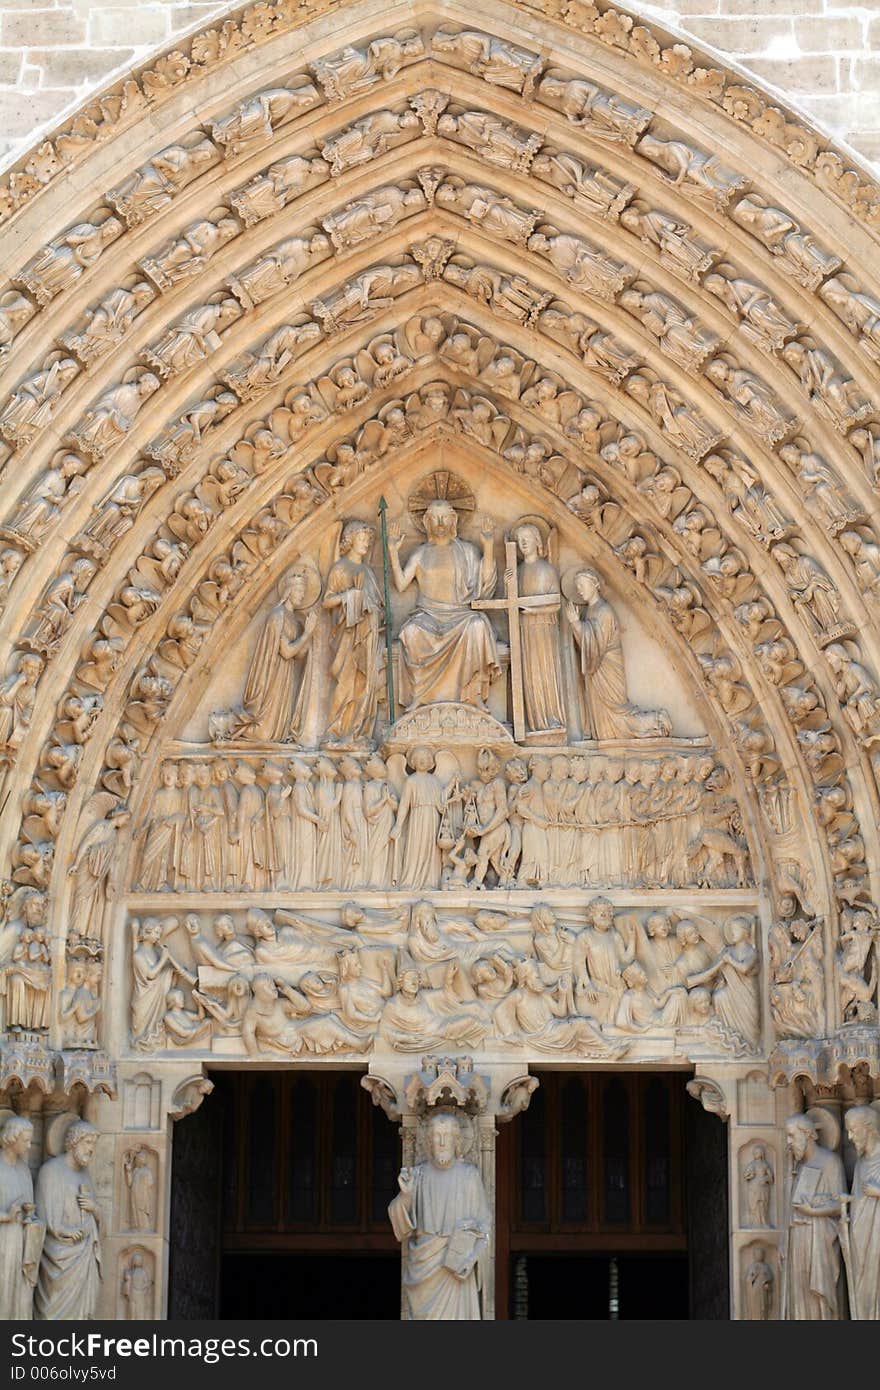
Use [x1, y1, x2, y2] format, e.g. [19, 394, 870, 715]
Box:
[132, 749, 751, 893]
[128, 900, 761, 1056]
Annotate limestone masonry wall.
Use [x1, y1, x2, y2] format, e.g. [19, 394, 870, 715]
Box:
[0, 0, 878, 173]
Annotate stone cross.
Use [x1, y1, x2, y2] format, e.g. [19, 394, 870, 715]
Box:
[472, 537, 560, 743]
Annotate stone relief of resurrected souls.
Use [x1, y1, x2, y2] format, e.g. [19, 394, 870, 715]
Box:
[125, 898, 763, 1059]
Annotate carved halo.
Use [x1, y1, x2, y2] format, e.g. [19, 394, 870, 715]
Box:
[277, 558, 322, 609]
[804, 1105, 842, 1151]
[44, 1110, 85, 1157]
[407, 470, 476, 534]
[507, 514, 558, 565]
[561, 565, 604, 603]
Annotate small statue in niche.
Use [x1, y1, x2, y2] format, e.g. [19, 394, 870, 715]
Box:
[123, 1149, 155, 1232]
[563, 568, 671, 739]
[120, 1249, 154, 1320]
[743, 1143, 774, 1227]
[744, 1246, 774, 1320]
[232, 563, 321, 742]
[322, 520, 383, 745]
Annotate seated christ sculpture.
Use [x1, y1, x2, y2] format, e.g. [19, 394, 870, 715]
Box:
[388, 500, 500, 708]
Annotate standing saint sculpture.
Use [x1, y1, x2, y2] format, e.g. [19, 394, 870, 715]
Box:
[0, 1115, 43, 1320]
[782, 1111, 846, 1320]
[511, 521, 565, 740]
[388, 1111, 491, 1320]
[388, 500, 499, 709]
[238, 563, 320, 742]
[563, 568, 671, 740]
[322, 520, 383, 744]
[35, 1119, 102, 1321]
[843, 1104, 880, 1320]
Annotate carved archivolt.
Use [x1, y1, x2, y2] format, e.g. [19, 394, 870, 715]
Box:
[0, 0, 876, 1082]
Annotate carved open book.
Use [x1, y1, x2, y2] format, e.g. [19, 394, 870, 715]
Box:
[444, 1227, 482, 1277]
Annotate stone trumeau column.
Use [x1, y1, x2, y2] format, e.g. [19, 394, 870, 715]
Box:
[364, 1057, 537, 1321]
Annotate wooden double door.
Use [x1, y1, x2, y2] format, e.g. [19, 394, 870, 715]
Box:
[169, 1068, 727, 1319]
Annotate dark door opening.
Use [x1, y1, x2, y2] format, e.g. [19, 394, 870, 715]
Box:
[221, 1253, 400, 1319]
[497, 1071, 720, 1319]
[169, 1070, 400, 1320]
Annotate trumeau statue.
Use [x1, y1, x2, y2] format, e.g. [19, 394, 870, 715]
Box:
[389, 1111, 491, 1320]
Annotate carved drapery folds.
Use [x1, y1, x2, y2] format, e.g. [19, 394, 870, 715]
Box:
[0, 0, 879, 1320]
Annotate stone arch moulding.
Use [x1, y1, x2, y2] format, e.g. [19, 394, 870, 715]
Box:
[0, 0, 878, 1323]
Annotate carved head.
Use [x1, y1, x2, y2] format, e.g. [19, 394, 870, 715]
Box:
[573, 568, 601, 604]
[477, 747, 500, 781]
[646, 912, 672, 940]
[623, 962, 647, 990]
[423, 499, 458, 542]
[398, 970, 420, 999]
[527, 755, 550, 782]
[724, 915, 752, 945]
[166, 988, 185, 1010]
[531, 905, 556, 933]
[339, 520, 375, 558]
[19, 652, 44, 684]
[0, 1116, 33, 1160]
[845, 1105, 880, 1156]
[504, 757, 527, 785]
[288, 758, 311, 782]
[550, 755, 570, 779]
[194, 762, 212, 787]
[278, 567, 308, 607]
[338, 756, 362, 780]
[675, 920, 700, 947]
[252, 973, 277, 1002]
[587, 897, 614, 932]
[427, 1111, 463, 1168]
[407, 745, 435, 774]
[67, 960, 86, 987]
[22, 892, 45, 928]
[784, 1113, 818, 1161]
[65, 1119, 98, 1168]
[214, 914, 235, 942]
[159, 762, 178, 788]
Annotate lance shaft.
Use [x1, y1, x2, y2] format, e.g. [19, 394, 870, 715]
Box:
[378, 496, 396, 725]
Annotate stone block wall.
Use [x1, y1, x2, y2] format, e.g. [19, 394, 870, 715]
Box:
[0, 1, 877, 179]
